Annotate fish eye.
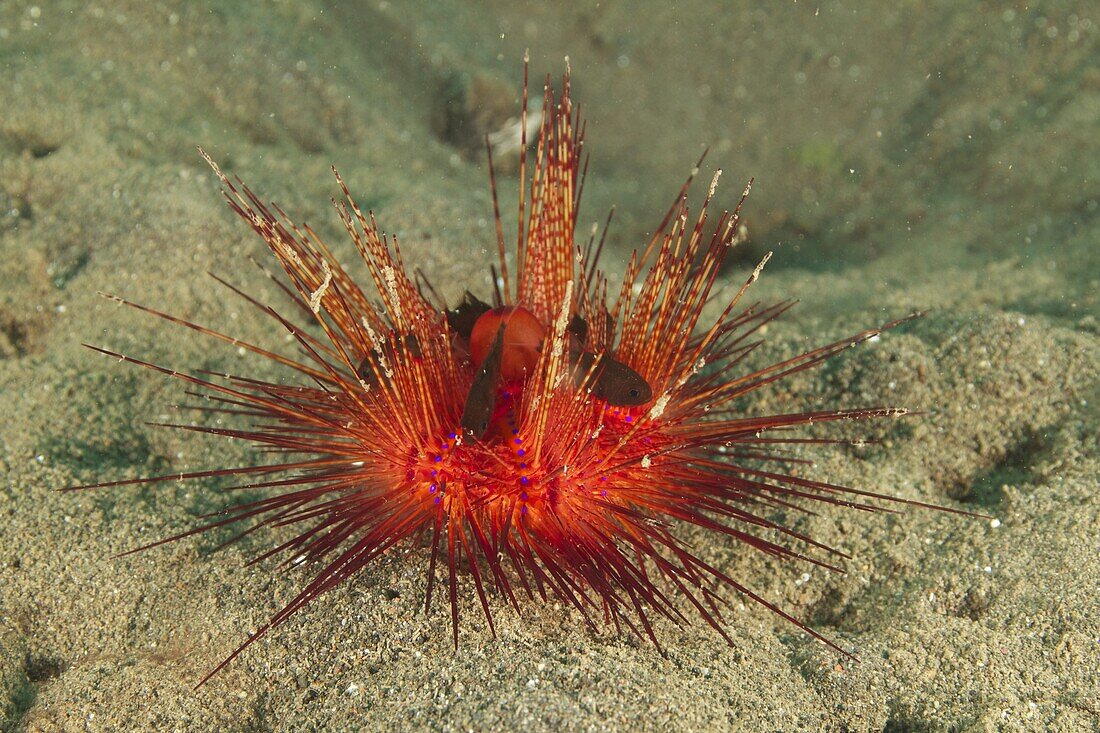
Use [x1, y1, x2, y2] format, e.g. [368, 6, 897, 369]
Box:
[629, 388, 639, 397]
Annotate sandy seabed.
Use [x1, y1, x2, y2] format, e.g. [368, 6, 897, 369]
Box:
[1, 2, 1097, 731]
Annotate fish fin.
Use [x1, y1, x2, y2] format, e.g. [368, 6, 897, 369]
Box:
[446, 291, 491, 340]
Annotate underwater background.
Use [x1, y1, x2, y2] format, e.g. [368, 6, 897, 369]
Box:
[0, 1, 1096, 731]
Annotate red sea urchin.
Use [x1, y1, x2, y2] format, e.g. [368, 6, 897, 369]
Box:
[74, 62, 966, 686]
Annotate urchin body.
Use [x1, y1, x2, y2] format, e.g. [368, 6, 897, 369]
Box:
[74, 63, 962, 686]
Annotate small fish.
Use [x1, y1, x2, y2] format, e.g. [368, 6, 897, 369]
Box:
[567, 314, 651, 407]
[574, 350, 652, 406]
[461, 324, 505, 438]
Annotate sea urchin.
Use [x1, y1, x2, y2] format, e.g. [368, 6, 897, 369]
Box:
[75, 62, 963, 686]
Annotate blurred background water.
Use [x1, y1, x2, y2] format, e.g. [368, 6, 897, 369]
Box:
[2, 1, 1095, 343]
